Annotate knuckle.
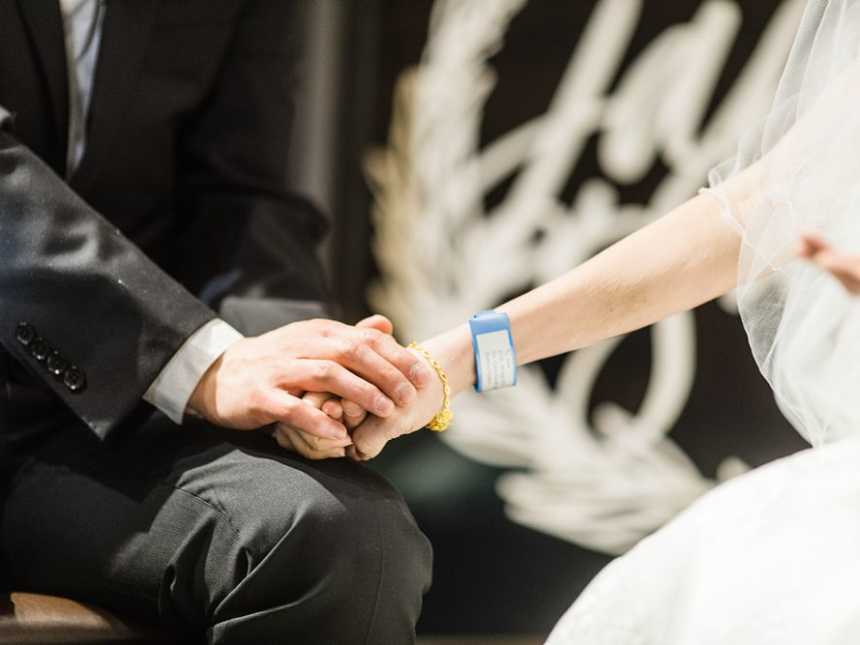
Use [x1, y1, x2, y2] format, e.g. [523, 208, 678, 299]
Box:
[361, 328, 382, 347]
[357, 383, 378, 404]
[311, 318, 334, 337]
[247, 389, 270, 420]
[313, 361, 333, 381]
[340, 339, 363, 361]
[278, 397, 300, 421]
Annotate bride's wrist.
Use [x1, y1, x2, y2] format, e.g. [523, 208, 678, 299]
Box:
[421, 324, 475, 396]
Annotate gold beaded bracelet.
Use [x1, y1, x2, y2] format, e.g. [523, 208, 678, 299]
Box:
[408, 342, 453, 432]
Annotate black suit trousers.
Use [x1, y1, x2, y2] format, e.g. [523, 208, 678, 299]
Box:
[0, 416, 433, 644]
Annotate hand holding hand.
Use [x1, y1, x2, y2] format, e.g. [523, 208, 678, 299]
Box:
[348, 350, 443, 460]
[272, 315, 391, 459]
[280, 325, 473, 462]
[188, 316, 431, 441]
[286, 347, 442, 461]
[273, 392, 353, 459]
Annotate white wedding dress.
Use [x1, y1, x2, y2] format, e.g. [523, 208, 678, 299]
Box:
[548, 1, 860, 642]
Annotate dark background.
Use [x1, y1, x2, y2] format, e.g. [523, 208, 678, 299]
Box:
[292, 0, 808, 636]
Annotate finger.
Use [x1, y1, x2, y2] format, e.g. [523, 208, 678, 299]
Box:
[364, 330, 433, 390]
[272, 426, 298, 453]
[292, 360, 396, 417]
[357, 314, 394, 335]
[278, 425, 346, 460]
[797, 233, 829, 257]
[342, 399, 364, 417]
[302, 391, 331, 409]
[292, 320, 430, 394]
[285, 427, 352, 459]
[800, 234, 860, 276]
[302, 391, 342, 419]
[808, 253, 860, 293]
[341, 399, 367, 430]
[344, 343, 417, 407]
[276, 422, 352, 450]
[264, 388, 348, 439]
[816, 252, 860, 277]
[812, 251, 860, 283]
[321, 399, 344, 420]
[276, 422, 352, 453]
[350, 416, 398, 461]
[829, 270, 860, 294]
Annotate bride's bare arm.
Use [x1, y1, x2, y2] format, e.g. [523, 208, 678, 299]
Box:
[348, 190, 742, 460]
[434, 190, 740, 392]
[513, 192, 740, 359]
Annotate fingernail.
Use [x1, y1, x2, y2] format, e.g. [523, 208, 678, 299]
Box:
[375, 395, 394, 416]
[395, 383, 414, 405]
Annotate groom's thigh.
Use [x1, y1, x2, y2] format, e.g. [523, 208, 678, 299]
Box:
[0, 415, 432, 644]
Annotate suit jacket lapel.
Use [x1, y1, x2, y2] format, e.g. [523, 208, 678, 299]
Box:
[16, 0, 69, 170]
[72, 0, 159, 192]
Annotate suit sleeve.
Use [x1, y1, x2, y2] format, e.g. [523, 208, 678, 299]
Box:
[174, 0, 332, 337]
[0, 107, 216, 439]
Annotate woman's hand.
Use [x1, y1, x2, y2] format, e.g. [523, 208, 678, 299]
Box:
[281, 324, 474, 462]
[273, 392, 354, 459]
[349, 348, 444, 460]
[348, 327, 477, 460]
[798, 233, 860, 293]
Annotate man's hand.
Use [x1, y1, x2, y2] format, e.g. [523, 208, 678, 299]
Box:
[188, 317, 432, 440]
[798, 233, 860, 293]
[272, 315, 395, 459]
[277, 348, 441, 461]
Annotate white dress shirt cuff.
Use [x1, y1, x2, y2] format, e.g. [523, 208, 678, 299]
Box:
[143, 319, 244, 424]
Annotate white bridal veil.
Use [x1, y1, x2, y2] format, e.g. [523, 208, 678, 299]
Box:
[708, 0, 860, 446]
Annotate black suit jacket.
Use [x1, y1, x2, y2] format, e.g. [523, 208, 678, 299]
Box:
[0, 0, 329, 441]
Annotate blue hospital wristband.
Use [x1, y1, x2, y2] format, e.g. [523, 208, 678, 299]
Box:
[469, 311, 517, 392]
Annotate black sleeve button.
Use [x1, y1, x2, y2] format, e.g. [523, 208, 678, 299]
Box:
[46, 350, 69, 378]
[14, 325, 84, 393]
[15, 322, 36, 347]
[29, 337, 50, 362]
[63, 366, 86, 393]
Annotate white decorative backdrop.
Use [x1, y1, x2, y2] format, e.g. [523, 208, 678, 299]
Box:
[367, 0, 804, 555]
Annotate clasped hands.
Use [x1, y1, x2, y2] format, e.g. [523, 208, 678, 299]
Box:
[189, 314, 445, 461]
